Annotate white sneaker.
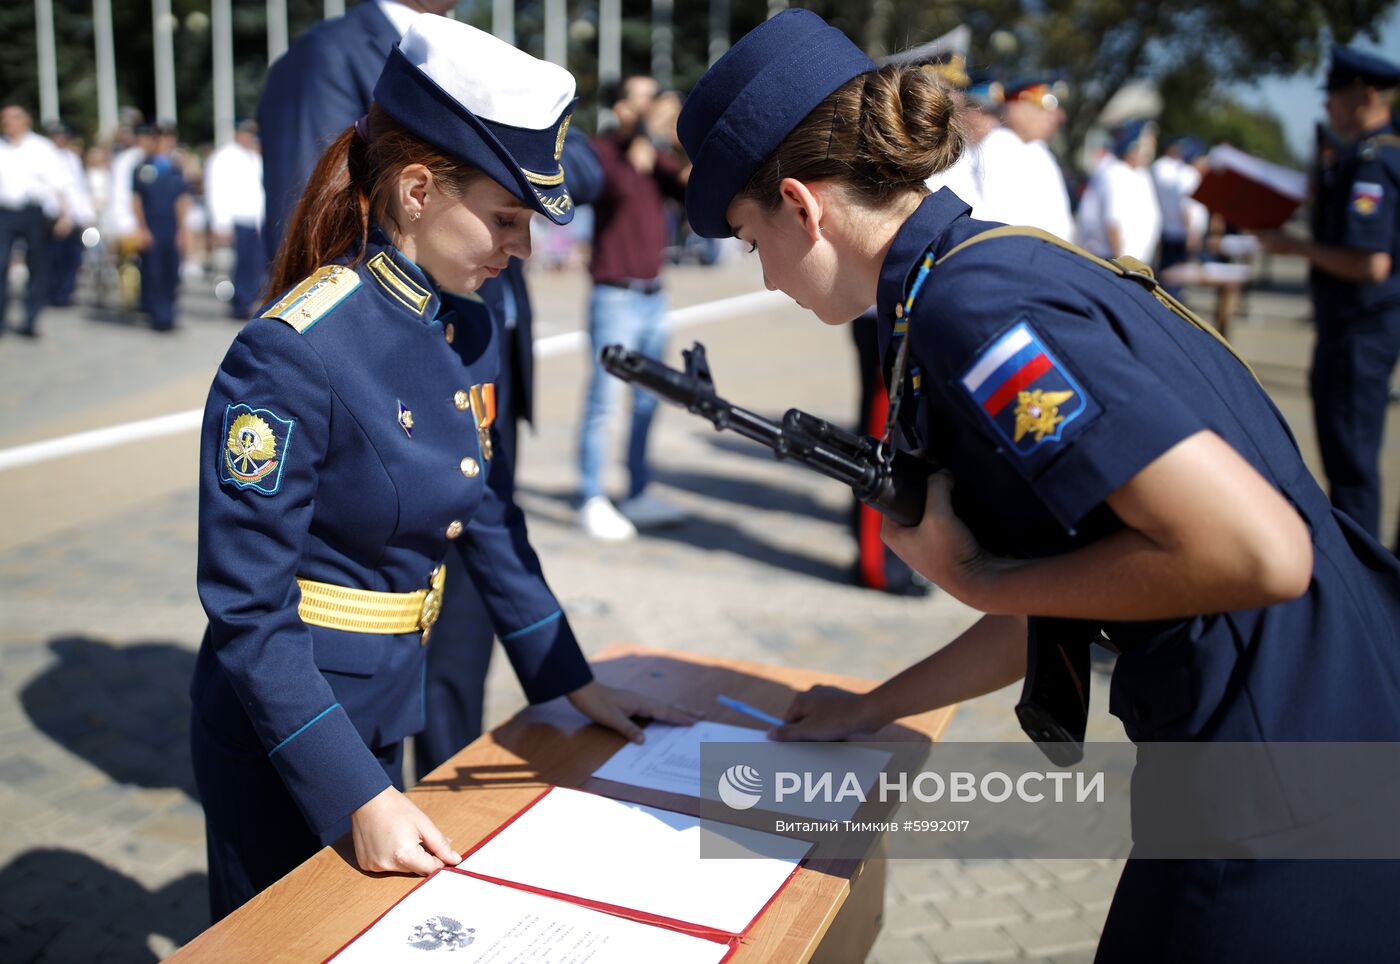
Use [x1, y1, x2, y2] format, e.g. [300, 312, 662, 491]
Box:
[580, 495, 637, 541]
[618, 493, 688, 529]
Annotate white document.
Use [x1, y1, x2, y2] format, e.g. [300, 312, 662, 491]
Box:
[332, 869, 729, 964]
[593, 721, 769, 797]
[593, 721, 894, 821]
[460, 787, 810, 934]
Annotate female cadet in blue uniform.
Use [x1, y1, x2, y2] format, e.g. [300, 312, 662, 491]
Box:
[192, 15, 691, 921]
[676, 11, 1400, 962]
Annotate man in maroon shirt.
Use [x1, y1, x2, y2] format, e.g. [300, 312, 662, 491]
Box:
[578, 75, 690, 540]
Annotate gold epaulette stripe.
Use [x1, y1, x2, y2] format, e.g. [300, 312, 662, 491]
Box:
[367, 252, 430, 315]
[262, 265, 360, 333]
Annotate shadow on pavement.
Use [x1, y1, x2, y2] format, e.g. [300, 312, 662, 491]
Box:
[20, 636, 196, 799]
[651, 466, 846, 525]
[0, 848, 206, 962]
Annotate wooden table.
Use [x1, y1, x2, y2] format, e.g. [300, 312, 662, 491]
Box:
[170, 645, 955, 963]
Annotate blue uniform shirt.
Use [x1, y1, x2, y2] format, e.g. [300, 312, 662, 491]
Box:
[193, 230, 592, 839]
[1310, 121, 1400, 323]
[878, 192, 1400, 811]
[132, 154, 188, 240]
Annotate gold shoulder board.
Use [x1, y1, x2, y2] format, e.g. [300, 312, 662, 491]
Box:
[262, 265, 361, 333]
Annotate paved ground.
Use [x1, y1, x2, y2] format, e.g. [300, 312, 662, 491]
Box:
[0, 249, 1395, 962]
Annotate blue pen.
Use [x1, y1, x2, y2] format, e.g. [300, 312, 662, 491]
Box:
[717, 694, 786, 728]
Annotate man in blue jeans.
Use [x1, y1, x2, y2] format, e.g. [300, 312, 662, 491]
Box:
[578, 75, 690, 540]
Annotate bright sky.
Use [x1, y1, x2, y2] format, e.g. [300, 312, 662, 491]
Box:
[1231, 8, 1400, 161]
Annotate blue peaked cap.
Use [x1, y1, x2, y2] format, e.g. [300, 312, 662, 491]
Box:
[677, 9, 876, 239]
[1326, 45, 1400, 92]
[373, 16, 579, 224]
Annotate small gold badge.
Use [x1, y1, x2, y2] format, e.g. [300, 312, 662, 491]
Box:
[397, 400, 414, 438]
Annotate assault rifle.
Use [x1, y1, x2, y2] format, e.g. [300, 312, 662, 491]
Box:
[600, 341, 932, 526]
[600, 340, 1089, 766]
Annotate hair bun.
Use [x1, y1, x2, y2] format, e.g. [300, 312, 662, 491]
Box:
[858, 65, 965, 187]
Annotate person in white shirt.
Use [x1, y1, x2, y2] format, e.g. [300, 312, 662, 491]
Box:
[977, 79, 1075, 240]
[106, 120, 151, 313]
[1076, 119, 1162, 264]
[925, 79, 1001, 211]
[1151, 135, 1209, 292]
[45, 123, 97, 308]
[0, 104, 69, 337]
[204, 120, 266, 318]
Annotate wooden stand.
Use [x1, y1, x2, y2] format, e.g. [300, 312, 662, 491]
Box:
[170, 645, 955, 962]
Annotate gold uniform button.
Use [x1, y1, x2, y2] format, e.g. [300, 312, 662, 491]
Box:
[444, 322, 455, 344]
[445, 520, 463, 539]
[454, 390, 470, 411]
[894, 302, 904, 319]
[460, 456, 480, 478]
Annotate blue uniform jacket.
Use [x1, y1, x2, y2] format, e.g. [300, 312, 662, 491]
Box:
[258, 1, 399, 261]
[132, 154, 188, 240]
[193, 231, 592, 839]
[1310, 121, 1400, 325]
[878, 191, 1400, 825]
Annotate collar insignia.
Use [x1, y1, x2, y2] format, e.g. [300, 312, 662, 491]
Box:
[368, 252, 431, 315]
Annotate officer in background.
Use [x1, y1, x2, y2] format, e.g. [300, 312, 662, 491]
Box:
[1259, 46, 1400, 545]
[204, 120, 265, 320]
[1076, 119, 1162, 264]
[977, 77, 1074, 240]
[258, 0, 602, 780]
[0, 104, 68, 337]
[45, 122, 96, 308]
[130, 123, 190, 333]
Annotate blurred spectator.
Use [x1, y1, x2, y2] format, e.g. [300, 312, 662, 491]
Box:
[1152, 135, 1209, 292]
[204, 120, 265, 318]
[131, 124, 190, 332]
[108, 115, 148, 312]
[1076, 119, 1162, 263]
[978, 79, 1074, 240]
[45, 123, 97, 308]
[925, 79, 1001, 210]
[578, 75, 690, 540]
[0, 104, 69, 337]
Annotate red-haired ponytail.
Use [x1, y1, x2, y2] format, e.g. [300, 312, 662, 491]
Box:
[263, 104, 485, 301]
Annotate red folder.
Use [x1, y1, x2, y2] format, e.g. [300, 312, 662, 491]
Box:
[326, 787, 803, 962]
[1191, 144, 1307, 231]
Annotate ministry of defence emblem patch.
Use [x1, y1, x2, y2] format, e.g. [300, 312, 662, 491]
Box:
[221, 404, 294, 495]
[960, 321, 1095, 458]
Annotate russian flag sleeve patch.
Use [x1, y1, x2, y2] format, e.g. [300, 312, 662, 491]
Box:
[960, 321, 1095, 459]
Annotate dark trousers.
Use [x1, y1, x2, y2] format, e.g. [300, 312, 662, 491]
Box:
[850, 311, 920, 592]
[47, 227, 84, 306]
[191, 708, 405, 922]
[1096, 857, 1400, 962]
[140, 236, 180, 330]
[232, 224, 266, 318]
[1157, 235, 1190, 300]
[1309, 305, 1400, 540]
[0, 205, 51, 332]
[413, 326, 522, 780]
